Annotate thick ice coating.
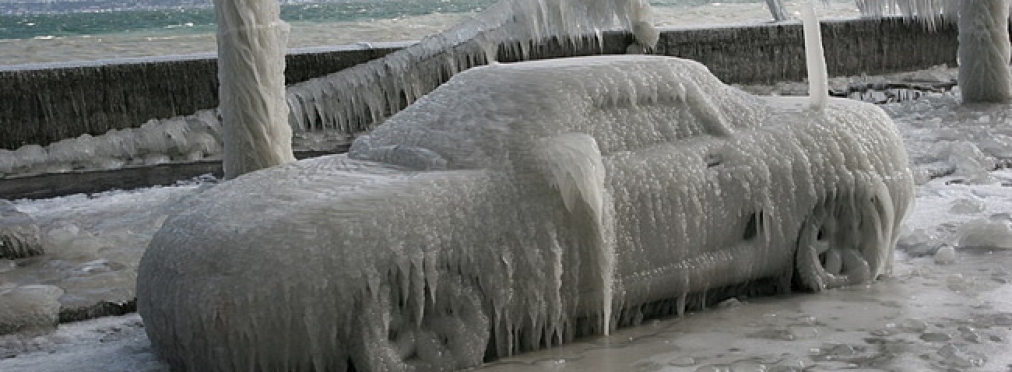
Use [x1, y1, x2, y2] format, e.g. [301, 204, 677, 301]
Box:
[137, 55, 915, 372]
[213, 0, 295, 178]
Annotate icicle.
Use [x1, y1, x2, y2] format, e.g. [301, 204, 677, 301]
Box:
[802, 1, 829, 111]
[675, 293, 687, 317]
[855, 0, 959, 29]
[527, 133, 615, 335]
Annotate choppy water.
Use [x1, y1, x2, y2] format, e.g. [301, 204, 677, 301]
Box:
[0, 0, 861, 66]
[1, 0, 500, 40]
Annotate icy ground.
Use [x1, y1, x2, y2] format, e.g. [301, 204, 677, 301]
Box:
[1, 68, 1012, 371]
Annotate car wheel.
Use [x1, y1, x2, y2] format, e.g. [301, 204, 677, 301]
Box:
[794, 198, 874, 291]
[353, 272, 490, 371]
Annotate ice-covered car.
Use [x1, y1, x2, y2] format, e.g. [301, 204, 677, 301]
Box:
[137, 55, 915, 372]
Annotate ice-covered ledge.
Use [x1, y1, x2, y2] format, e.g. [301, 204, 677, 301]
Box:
[0, 17, 958, 151]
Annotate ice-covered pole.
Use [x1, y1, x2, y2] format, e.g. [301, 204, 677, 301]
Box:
[802, 1, 829, 111]
[958, 0, 1012, 103]
[766, 0, 790, 22]
[214, 0, 296, 179]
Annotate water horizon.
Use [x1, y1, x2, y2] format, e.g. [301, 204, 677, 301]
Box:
[0, 0, 862, 66]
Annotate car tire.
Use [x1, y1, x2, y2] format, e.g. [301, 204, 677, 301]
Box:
[794, 198, 874, 292]
[352, 272, 490, 371]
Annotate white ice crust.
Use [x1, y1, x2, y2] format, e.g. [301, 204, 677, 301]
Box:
[0, 111, 222, 177]
[137, 55, 915, 371]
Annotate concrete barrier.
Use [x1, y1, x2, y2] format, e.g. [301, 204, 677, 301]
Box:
[0, 17, 958, 150]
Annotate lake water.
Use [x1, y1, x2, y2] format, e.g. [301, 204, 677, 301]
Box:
[0, 0, 861, 66]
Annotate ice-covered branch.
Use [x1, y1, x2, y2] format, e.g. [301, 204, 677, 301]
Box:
[284, 0, 659, 137]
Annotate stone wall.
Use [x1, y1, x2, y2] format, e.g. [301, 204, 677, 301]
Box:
[657, 18, 957, 84]
[0, 17, 958, 150]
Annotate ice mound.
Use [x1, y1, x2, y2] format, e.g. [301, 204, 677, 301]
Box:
[0, 186, 198, 331]
[0, 285, 63, 335]
[0, 111, 222, 178]
[896, 228, 947, 257]
[880, 89, 1012, 183]
[0, 201, 42, 259]
[935, 141, 997, 183]
[933, 245, 957, 264]
[958, 219, 1012, 250]
[138, 55, 914, 372]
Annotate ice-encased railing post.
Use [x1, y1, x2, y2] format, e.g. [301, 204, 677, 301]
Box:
[766, 0, 791, 22]
[214, 0, 295, 179]
[802, 1, 829, 111]
[138, 56, 914, 372]
[284, 0, 659, 138]
[957, 0, 1012, 103]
